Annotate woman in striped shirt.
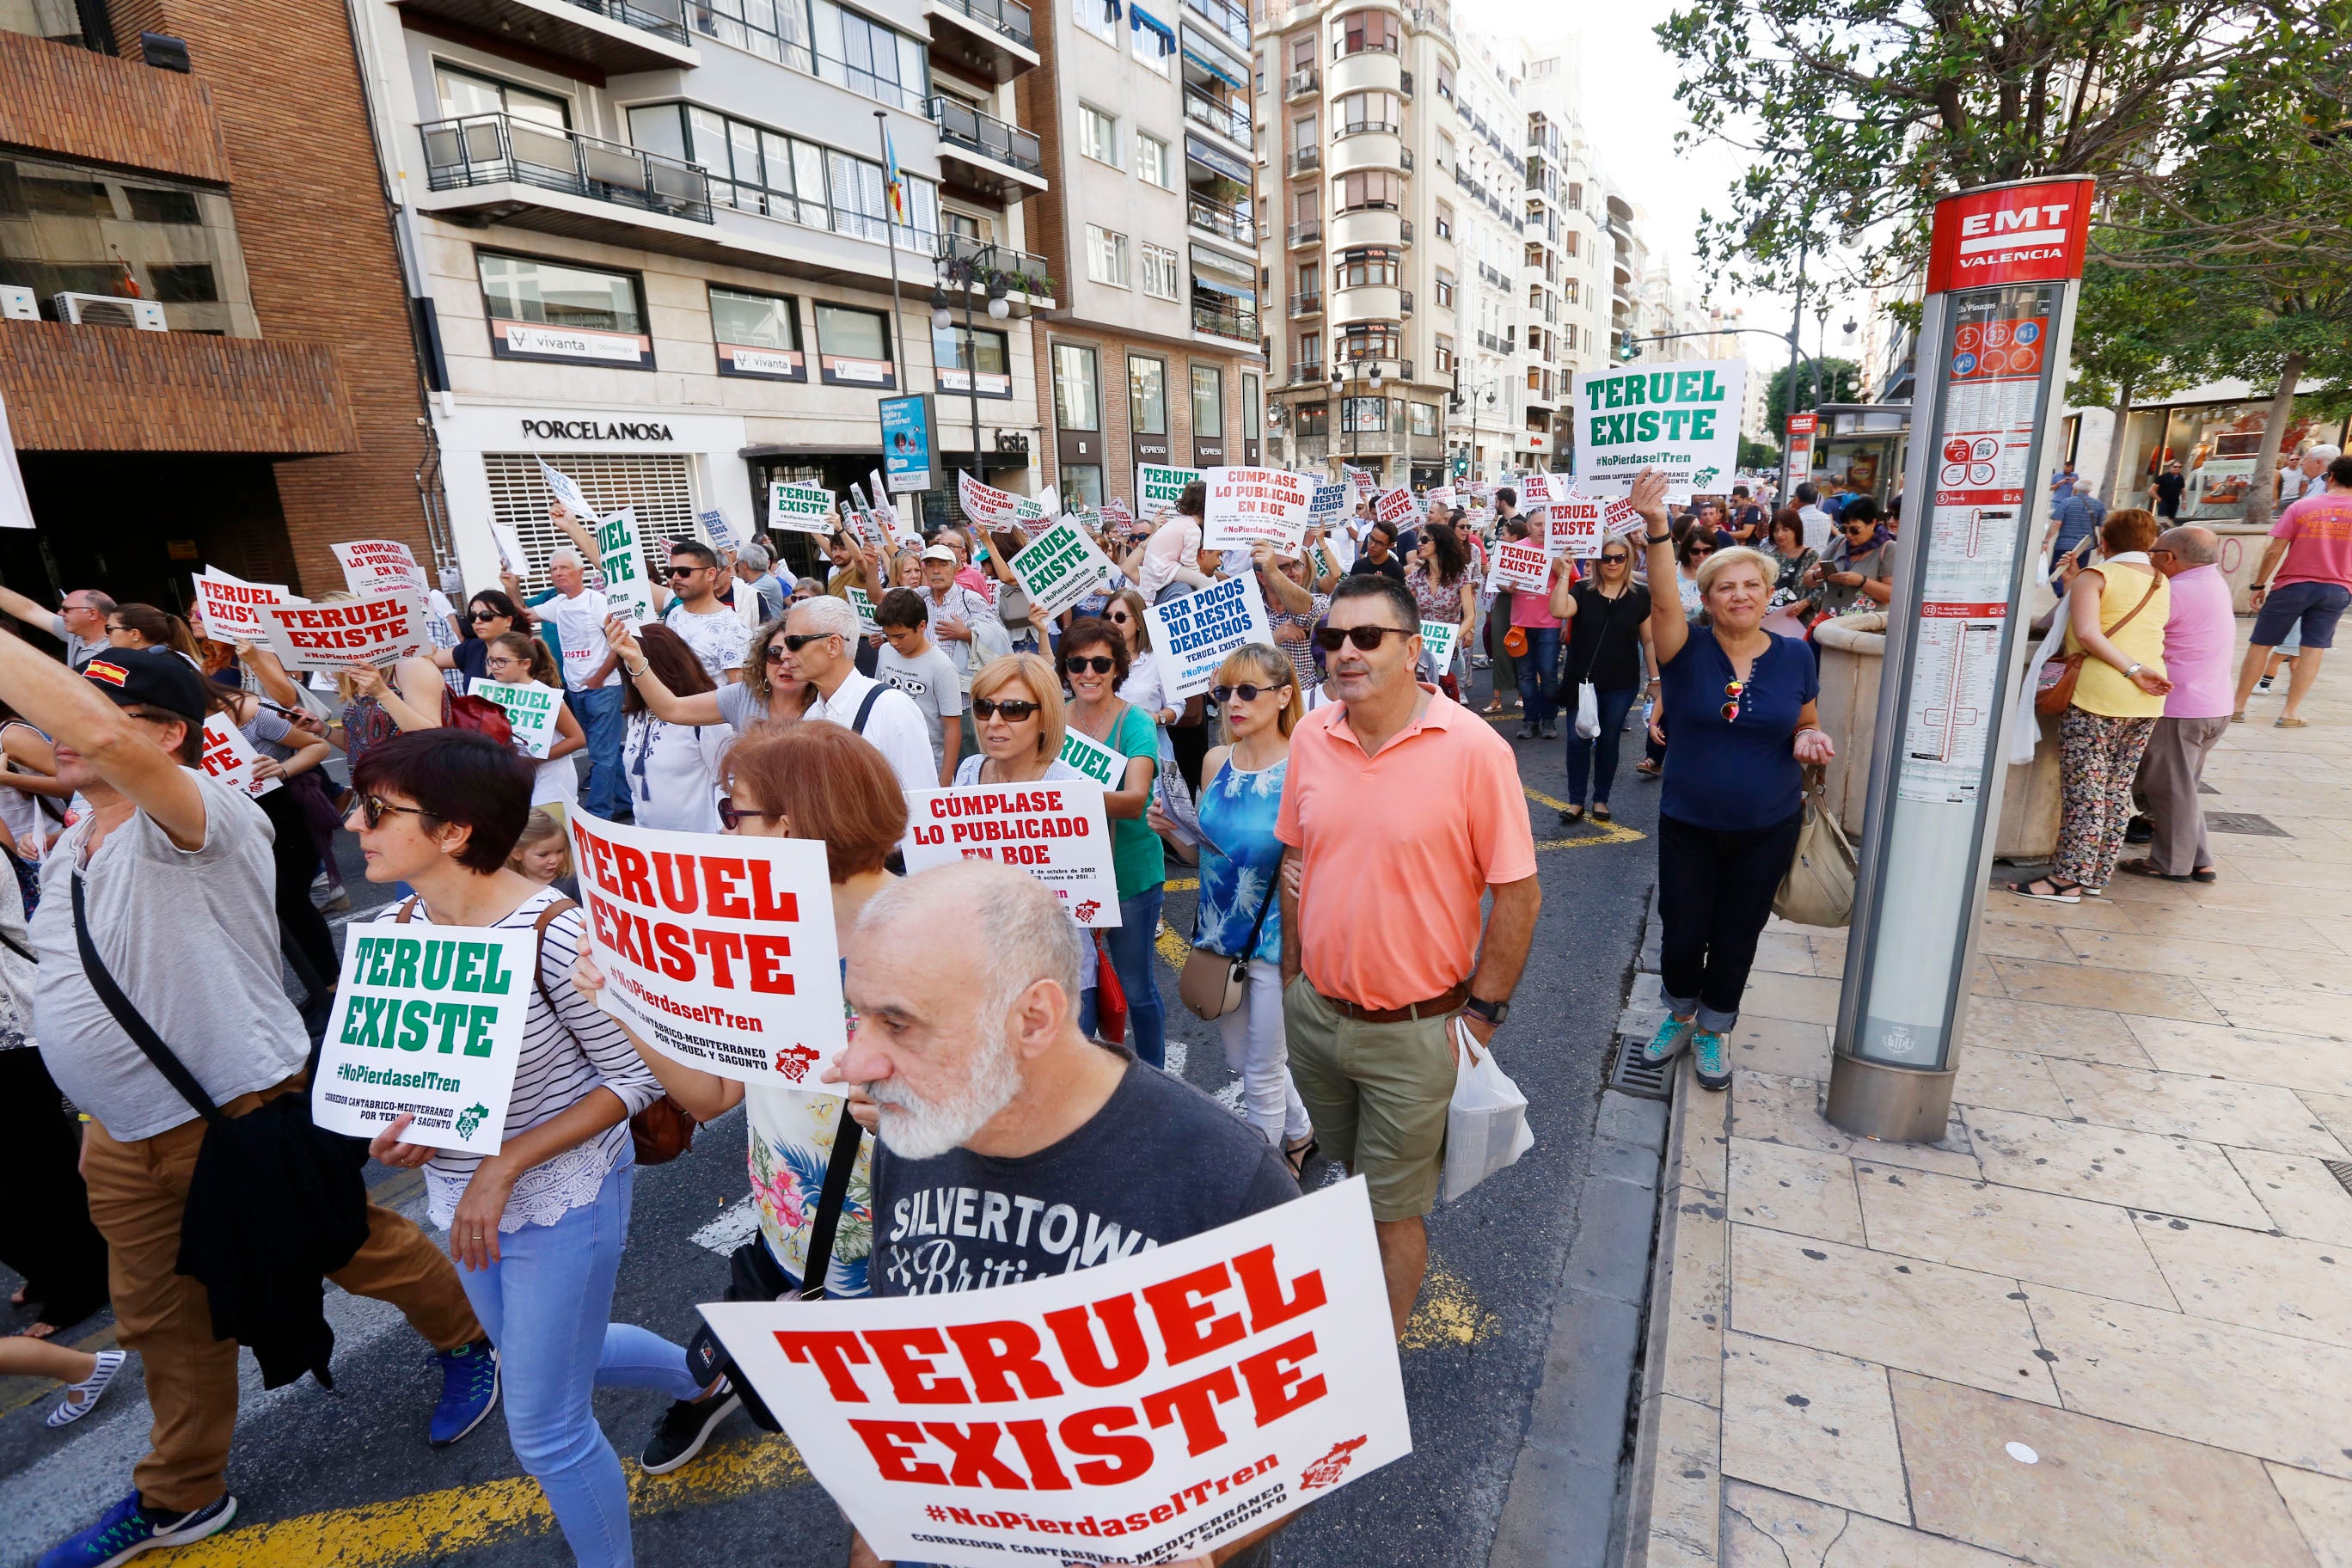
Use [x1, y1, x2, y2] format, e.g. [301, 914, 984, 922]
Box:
[355, 730, 699, 1568]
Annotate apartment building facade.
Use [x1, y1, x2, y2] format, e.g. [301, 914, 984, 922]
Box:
[0, 2, 433, 603]
[1256, 0, 1453, 489]
[1014, 0, 1265, 511]
[347, 0, 1057, 588]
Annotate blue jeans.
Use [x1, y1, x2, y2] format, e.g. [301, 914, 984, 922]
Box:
[452, 1164, 701, 1568]
[567, 684, 628, 818]
[1565, 684, 1640, 806]
[1089, 885, 1167, 1068]
[1515, 626, 1561, 727]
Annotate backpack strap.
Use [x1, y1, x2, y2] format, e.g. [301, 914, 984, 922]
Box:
[850, 683, 885, 736]
[529, 897, 580, 1015]
[71, 872, 224, 1127]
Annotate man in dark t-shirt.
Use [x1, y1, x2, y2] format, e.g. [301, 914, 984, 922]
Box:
[830, 861, 1298, 1568]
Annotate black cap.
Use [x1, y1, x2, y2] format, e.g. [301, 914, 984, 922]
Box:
[82, 646, 210, 725]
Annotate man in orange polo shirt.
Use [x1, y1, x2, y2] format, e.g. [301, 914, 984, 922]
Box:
[1277, 573, 1541, 1336]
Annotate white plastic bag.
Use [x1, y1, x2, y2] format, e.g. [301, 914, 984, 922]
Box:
[1574, 681, 1600, 738]
[1441, 1016, 1534, 1204]
[2008, 593, 2070, 767]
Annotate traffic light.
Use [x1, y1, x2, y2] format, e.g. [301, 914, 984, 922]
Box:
[1614, 333, 1642, 363]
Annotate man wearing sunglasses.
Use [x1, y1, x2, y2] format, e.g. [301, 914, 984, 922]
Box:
[784, 596, 940, 798]
[1277, 574, 1540, 1338]
[0, 582, 114, 670]
[1801, 498, 1896, 619]
[656, 541, 749, 685]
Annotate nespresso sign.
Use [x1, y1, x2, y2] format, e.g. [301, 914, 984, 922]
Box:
[519, 419, 677, 442]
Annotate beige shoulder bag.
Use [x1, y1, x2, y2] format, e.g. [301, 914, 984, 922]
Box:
[1177, 880, 1277, 1021]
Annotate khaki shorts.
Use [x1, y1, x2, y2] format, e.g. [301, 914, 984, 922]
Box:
[1283, 976, 1455, 1222]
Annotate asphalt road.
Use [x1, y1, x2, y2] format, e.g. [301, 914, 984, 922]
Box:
[0, 668, 1662, 1568]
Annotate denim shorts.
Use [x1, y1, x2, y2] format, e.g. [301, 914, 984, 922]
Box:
[2251, 580, 2351, 650]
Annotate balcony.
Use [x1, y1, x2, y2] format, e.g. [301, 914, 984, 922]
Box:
[395, 0, 697, 74]
[938, 234, 1057, 306]
[1192, 300, 1259, 341]
[1287, 146, 1321, 176]
[1182, 0, 1251, 51]
[1190, 194, 1253, 245]
[929, 98, 1048, 201]
[420, 113, 712, 223]
[1183, 89, 1252, 149]
[1289, 291, 1324, 318]
[1289, 362, 1326, 385]
[1287, 220, 1322, 248]
[1478, 261, 1508, 289]
[925, 0, 1040, 83]
[1285, 68, 1320, 100]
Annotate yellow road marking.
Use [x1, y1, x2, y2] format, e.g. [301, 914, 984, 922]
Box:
[1155, 921, 1191, 971]
[1165, 875, 1199, 892]
[1523, 786, 1646, 848]
[166, 1435, 809, 1568]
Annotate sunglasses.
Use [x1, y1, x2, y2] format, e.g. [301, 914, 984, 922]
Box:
[971, 697, 1044, 720]
[1066, 655, 1118, 675]
[1105, 611, 1133, 623]
[716, 799, 787, 831]
[1687, 547, 1716, 558]
[1210, 683, 1288, 704]
[666, 566, 705, 579]
[778, 632, 836, 652]
[1721, 677, 1747, 725]
[1313, 624, 1412, 652]
[469, 609, 503, 622]
[352, 793, 438, 830]
[1600, 553, 1629, 564]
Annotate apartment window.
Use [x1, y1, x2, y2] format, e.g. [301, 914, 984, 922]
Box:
[1334, 247, 1399, 288]
[1131, 10, 1173, 76]
[1081, 105, 1119, 166]
[1191, 365, 1224, 441]
[1437, 133, 1456, 175]
[1436, 59, 1455, 99]
[815, 0, 930, 112]
[1130, 356, 1169, 434]
[0, 154, 259, 334]
[695, 0, 818, 75]
[1434, 199, 1454, 241]
[1528, 367, 1542, 392]
[1295, 401, 1329, 436]
[1567, 181, 1583, 208]
[1334, 92, 1400, 135]
[1244, 373, 1262, 440]
[479, 252, 644, 336]
[1339, 323, 1400, 361]
[1564, 277, 1578, 303]
[1288, 33, 1314, 70]
[1435, 268, 1455, 309]
[944, 210, 988, 243]
[1290, 114, 1316, 156]
[1433, 334, 1454, 375]
[1334, 170, 1400, 212]
[1291, 186, 1320, 223]
[631, 104, 936, 248]
[1410, 401, 1440, 437]
[1141, 243, 1180, 300]
[1136, 133, 1171, 188]
[933, 321, 1011, 396]
[1077, 0, 1116, 42]
[1340, 395, 1386, 432]
[813, 302, 893, 378]
[709, 285, 804, 378]
[1086, 224, 1130, 287]
[435, 65, 571, 128]
[1336, 9, 1397, 56]
[1054, 343, 1101, 431]
[1564, 230, 1578, 257]
[1294, 330, 1322, 366]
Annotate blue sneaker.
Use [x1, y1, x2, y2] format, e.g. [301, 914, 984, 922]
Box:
[40, 1491, 236, 1567]
[1693, 1029, 1732, 1093]
[431, 1338, 499, 1447]
[1642, 1015, 1694, 1065]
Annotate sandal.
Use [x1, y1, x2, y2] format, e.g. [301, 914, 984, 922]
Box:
[2006, 876, 2081, 904]
[1283, 1137, 1319, 1181]
[2231, 711, 2246, 723]
[2276, 716, 2308, 729]
[2118, 859, 2190, 882]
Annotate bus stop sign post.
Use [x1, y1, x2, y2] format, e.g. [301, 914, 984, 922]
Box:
[1826, 176, 2097, 1142]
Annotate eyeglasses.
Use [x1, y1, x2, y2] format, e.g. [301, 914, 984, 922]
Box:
[352, 793, 438, 830]
[1210, 683, 1288, 704]
[716, 799, 788, 831]
[1313, 624, 1412, 652]
[779, 632, 837, 652]
[1066, 655, 1118, 675]
[971, 697, 1044, 720]
[1105, 611, 1133, 624]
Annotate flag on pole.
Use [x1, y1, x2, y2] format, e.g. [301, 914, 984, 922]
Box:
[881, 125, 907, 224]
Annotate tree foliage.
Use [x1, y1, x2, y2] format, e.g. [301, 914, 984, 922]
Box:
[1763, 358, 1864, 424]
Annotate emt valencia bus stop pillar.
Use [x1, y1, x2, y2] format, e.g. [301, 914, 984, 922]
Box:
[1825, 176, 2097, 1142]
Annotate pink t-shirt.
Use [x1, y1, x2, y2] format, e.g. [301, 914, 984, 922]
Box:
[2274, 491, 2352, 589]
[2159, 564, 2236, 720]
[1510, 559, 1565, 628]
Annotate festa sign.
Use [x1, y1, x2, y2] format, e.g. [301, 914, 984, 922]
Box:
[899, 781, 1122, 929]
[198, 713, 279, 799]
[1485, 541, 1553, 596]
[1145, 575, 1274, 700]
[1201, 468, 1313, 554]
[1009, 521, 1117, 622]
[469, 677, 563, 759]
[701, 1178, 1412, 1568]
[769, 482, 838, 535]
[567, 812, 849, 1087]
[260, 589, 434, 672]
[1572, 359, 1748, 500]
[311, 922, 538, 1155]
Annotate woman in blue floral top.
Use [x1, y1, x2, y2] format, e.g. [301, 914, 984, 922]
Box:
[1149, 643, 1317, 1175]
[573, 723, 903, 1475]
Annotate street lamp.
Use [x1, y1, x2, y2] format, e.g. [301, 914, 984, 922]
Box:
[935, 242, 1023, 498]
[1331, 358, 1384, 472]
[1449, 373, 1500, 485]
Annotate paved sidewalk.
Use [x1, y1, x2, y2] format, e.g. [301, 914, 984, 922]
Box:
[1626, 665, 2352, 1566]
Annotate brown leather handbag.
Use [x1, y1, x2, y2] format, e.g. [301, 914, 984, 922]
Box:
[2036, 570, 2159, 718]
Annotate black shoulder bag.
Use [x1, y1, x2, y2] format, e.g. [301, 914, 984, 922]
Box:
[71, 873, 370, 1388]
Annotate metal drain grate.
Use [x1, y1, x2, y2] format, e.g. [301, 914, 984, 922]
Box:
[2325, 1161, 2352, 1198]
[2207, 812, 2290, 837]
[1608, 1031, 1673, 1100]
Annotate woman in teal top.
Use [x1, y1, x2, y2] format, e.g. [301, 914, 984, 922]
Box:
[1153, 644, 1317, 1174]
[1062, 616, 1167, 1067]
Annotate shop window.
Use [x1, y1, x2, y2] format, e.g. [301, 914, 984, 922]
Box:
[813, 300, 895, 385]
[1191, 364, 1224, 439]
[1063, 464, 1106, 506]
[710, 285, 805, 380]
[1130, 356, 1169, 434]
[1295, 401, 1329, 436]
[1411, 401, 1439, 437]
[1334, 247, 1399, 288]
[1340, 395, 1386, 432]
[1055, 343, 1101, 431]
[1244, 373, 1262, 439]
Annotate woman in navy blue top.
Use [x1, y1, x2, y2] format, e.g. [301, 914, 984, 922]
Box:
[1627, 470, 1837, 1091]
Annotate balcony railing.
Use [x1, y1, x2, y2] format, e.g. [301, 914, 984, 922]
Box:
[938, 233, 1053, 295]
[420, 113, 712, 222]
[1189, 194, 1253, 243]
[932, 0, 1033, 47]
[1289, 362, 1326, 385]
[1287, 220, 1322, 248]
[1289, 291, 1323, 317]
[557, 0, 690, 44]
[1285, 68, 1319, 100]
[1287, 147, 1320, 175]
[929, 97, 1042, 173]
[1182, 0, 1251, 50]
[1184, 89, 1252, 145]
[1192, 300, 1259, 340]
[1337, 119, 1400, 138]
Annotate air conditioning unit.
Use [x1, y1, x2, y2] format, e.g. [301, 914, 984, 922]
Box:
[52, 293, 168, 331]
[0, 285, 36, 322]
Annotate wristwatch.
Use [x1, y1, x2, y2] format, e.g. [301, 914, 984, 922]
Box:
[2123, 663, 2144, 679]
[1463, 995, 1510, 1027]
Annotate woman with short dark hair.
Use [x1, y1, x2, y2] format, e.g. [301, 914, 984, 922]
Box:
[437, 591, 526, 684]
[352, 729, 694, 1568]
